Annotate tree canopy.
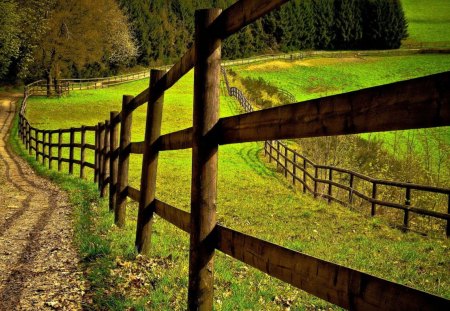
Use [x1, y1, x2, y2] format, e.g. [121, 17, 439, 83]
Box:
[2, 0, 137, 82]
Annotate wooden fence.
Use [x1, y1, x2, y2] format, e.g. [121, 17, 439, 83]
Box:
[221, 67, 450, 237]
[17, 0, 450, 310]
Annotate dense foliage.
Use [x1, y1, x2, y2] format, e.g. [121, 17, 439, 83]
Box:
[0, 0, 408, 82]
[119, 0, 408, 64]
[1, 0, 137, 83]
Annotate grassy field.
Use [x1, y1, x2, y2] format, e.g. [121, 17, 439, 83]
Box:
[23, 68, 450, 309]
[233, 54, 450, 183]
[402, 0, 450, 45]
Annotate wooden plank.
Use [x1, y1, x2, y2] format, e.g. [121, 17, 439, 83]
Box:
[101, 120, 110, 197]
[159, 127, 193, 150]
[128, 47, 196, 112]
[58, 130, 62, 171]
[115, 96, 133, 227]
[216, 72, 450, 144]
[94, 125, 99, 183]
[136, 69, 165, 255]
[69, 128, 75, 174]
[188, 9, 221, 310]
[85, 143, 96, 150]
[48, 132, 53, 170]
[154, 200, 190, 233]
[130, 141, 145, 154]
[216, 225, 450, 311]
[127, 186, 140, 202]
[84, 162, 95, 169]
[110, 111, 120, 212]
[210, 0, 289, 40]
[80, 126, 86, 179]
[98, 122, 105, 193]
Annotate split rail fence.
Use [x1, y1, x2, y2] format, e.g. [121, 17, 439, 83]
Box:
[221, 68, 450, 236]
[17, 0, 450, 310]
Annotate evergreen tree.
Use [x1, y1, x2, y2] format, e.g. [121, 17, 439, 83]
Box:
[333, 0, 363, 49]
[361, 0, 408, 49]
[312, 0, 335, 49]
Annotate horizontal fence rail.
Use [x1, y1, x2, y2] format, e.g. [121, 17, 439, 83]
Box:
[221, 67, 450, 237]
[17, 0, 450, 310]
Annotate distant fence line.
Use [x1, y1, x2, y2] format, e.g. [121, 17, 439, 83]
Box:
[25, 44, 450, 98]
[221, 66, 450, 237]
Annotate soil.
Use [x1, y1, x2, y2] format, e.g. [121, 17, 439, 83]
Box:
[0, 95, 84, 310]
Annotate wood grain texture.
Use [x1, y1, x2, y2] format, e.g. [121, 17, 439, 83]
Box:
[216, 225, 450, 311]
[136, 70, 165, 255]
[159, 127, 193, 150]
[188, 9, 222, 311]
[109, 111, 120, 212]
[154, 200, 190, 233]
[217, 72, 450, 144]
[115, 96, 133, 227]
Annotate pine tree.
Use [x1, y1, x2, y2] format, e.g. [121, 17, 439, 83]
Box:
[333, 0, 363, 49]
[312, 0, 335, 49]
[361, 0, 408, 49]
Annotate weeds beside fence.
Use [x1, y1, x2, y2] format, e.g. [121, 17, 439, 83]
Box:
[17, 0, 450, 310]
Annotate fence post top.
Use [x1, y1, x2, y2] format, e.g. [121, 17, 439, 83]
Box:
[195, 7, 222, 16]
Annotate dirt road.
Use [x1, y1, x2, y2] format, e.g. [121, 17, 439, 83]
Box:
[0, 95, 84, 310]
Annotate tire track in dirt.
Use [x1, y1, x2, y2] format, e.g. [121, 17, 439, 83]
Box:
[0, 105, 34, 235]
[0, 95, 84, 310]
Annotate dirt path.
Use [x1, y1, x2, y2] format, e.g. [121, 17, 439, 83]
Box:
[0, 95, 84, 310]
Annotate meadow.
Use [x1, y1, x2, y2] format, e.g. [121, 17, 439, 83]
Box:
[23, 67, 450, 309]
[233, 54, 450, 186]
[402, 0, 450, 45]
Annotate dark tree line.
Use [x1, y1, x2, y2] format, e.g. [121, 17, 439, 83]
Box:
[0, 0, 407, 82]
[119, 0, 408, 65]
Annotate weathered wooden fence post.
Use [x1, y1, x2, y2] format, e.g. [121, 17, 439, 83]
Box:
[26, 123, 30, 153]
[115, 95, 133, 227]
[18, 114, 22, 138]
[98, 122, 105, 194]
[94, 125, 99, 183]
[109, 111, 120, 212]
[268, 141, 272, 163]
[101, 120, 110, 197]
[35, 130, 39, 162]
[276, 141, 280, 169]
[80, 126, 86, 178]
[58, 130, 62, 171]
[303, 159, 307, 193]
[188, 8, 221, 310]
[48, 132, 53, 170]
[404, 185, 411, 232]
[42, 131, 47, 165]
[292, 153, 297, 185]
[349, 173, 354, 205]
[69, 127, 75, 174]
[284, 146, 288, 178]
[328, 168, 333, 204]
[314, 166, 318, 198]
[371, 182, 377, 216]
[135, 69, 165, 255]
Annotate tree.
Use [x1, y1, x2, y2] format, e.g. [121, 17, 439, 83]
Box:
[361, 0, 408, 49]
[28, 0, 137, 93]
[333, 0, 363, 49]
[0, 1, 22, 79]
[312, 0, 335, 49]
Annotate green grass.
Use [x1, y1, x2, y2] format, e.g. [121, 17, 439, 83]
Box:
[402, 0, 450, 44]
[22, 69, 450, 309]
[234, 54, 450, 182]
[235, 54, 450, 102]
